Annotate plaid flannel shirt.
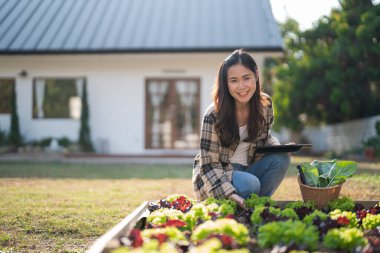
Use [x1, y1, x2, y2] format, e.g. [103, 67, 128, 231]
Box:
[192, 93, 279, 200]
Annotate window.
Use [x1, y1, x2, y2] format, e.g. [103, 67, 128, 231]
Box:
[145, 79, 200, 149]
[0, 79, 15, 114]
[33, 78, 84, 119]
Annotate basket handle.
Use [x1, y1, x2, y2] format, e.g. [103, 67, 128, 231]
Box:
[297, 165, 307, 185]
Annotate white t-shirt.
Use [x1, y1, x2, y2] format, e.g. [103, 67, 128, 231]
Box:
[229, 125, 250, 166]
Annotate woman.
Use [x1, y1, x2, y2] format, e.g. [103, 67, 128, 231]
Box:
[192, 49, 291, 208]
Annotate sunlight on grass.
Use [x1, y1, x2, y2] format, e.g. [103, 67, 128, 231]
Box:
[0, 162, 192, 179]
[0, 178, 194, 252]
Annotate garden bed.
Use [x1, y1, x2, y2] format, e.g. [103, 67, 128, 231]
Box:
[87, 195, 380, 253]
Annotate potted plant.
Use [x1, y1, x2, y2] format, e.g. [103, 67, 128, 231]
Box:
[363, 120, 380, 160]
[297, 160, 357, 208]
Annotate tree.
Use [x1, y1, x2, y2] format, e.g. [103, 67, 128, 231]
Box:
[271, 0, 380, 131]
[8, 83, 22, 149]
[78, 81, 94, 152]
[270, 18, 305, 131]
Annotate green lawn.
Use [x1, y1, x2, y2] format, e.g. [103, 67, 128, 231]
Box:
[0, 162, 192, 179]
[0, 159, 379, 253]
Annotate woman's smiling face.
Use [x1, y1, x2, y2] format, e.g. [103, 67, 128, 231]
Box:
[227, 63, 257, 107]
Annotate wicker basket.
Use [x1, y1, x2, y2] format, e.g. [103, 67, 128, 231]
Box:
[298, 176, 342, 209]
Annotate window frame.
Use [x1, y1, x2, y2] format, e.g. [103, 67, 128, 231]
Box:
[144, 77, 201, 150]
[32, 77, 86, 120]
[0, 78, 15, 115]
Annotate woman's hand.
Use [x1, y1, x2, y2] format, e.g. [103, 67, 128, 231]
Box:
[285, 142, 296, 154]
[228, 193, 247, 210]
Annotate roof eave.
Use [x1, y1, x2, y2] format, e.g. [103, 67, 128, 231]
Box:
[0, 47, 284, 55]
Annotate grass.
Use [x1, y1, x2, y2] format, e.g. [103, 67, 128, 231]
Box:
[0, 163, 192, 179]
[0, 157, 379, 253]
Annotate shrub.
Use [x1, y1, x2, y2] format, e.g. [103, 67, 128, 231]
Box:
[58, 137, 72, 147]
[0, 127, 7, 146]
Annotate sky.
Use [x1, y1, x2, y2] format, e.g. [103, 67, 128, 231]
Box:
[269, 0, 341, 31]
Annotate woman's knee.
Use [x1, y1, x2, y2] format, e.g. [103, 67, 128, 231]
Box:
[232, 171, 261, 199]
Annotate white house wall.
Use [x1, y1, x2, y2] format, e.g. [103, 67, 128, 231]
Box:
[0, 52, 272, 154]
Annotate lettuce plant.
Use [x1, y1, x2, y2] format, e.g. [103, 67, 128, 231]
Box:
[244, 194, 276, 209]
[111, 241, 178, 253]
[141, 227, 186, 244]
[250, 206, 281, 225]
[362, 214, 380, 230]
[284, 200, 316, 210]
[298, 160, 357, 187]
[280, 208, 299, 220]
[183, 203, 211, 230]
[147, 209, 185, 226]
[148, 195, 195, 213]
[191, 218, 249, 245]
[329, 209, 358, 228]
[328, 196, 355, 211]
[323, 227, 367, 251]
[303, 210, 328, 225]
[204, 198, 237, 213]
[257, 220, 319, 250]
[190, 238, 249, 253]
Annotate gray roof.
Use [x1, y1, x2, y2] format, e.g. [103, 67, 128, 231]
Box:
[0, 0, 284, 54]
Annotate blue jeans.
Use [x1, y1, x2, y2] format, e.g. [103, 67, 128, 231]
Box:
[231, 153, 290, 198]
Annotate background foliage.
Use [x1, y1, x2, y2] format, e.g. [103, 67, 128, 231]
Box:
[78, 81, 94, 152]
[269, 0, 380, 131]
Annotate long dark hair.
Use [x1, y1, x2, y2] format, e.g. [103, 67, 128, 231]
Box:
[213, 49, 267, 147]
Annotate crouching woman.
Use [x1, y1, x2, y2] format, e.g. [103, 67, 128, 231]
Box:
[192, 49, 291, 208]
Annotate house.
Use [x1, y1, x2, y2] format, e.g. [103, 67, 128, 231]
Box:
[0, 0, 283, 155]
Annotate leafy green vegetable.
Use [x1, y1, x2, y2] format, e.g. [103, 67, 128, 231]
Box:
[147, 209, 185, 225]
[219, 203, 235, 216]
[205, 198, 237, 212]
[190, 238, 250, 253]
[184, 203, 211, 230]
[257, 220, 319, 250]
[362, 214, 380, 230]
[328, 161, 357, 187]
[329, 210, 358, 228]
[250, 206, 281, 225]
[328, 196, 355, 211]
[300, 162, 319, 187]
[284, 200, 316, 210]
[244, 194, 276, 209]
[191, 218, 249, 245]
[303, 210, 328, 225]
[323, 227, 367, 251]
[142, 227, 186, 243]
[300, 160, 357, 187]
[280, 208, 299, 220]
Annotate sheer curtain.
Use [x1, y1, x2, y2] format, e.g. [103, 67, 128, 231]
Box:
[176, 80, 197, 138]
[148, 81, 168, 148]
[35, 79, 45, 118]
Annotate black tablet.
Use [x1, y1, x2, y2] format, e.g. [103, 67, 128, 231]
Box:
[255, 144, 312, 154]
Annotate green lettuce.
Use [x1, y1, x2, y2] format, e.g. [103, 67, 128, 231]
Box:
[299, 160, 357, 187]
